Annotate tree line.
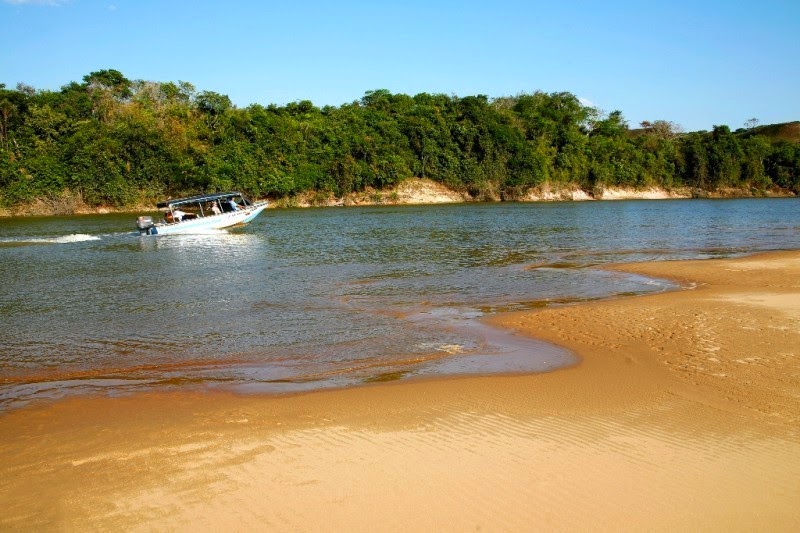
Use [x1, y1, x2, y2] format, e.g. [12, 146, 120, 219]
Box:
[1, 69, 798, 209]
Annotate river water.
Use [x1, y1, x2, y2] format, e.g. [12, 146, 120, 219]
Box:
[1, 198, 798, 410]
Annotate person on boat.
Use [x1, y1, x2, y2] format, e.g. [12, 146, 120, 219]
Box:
[209, 202, 221, 215]
[226, 198, 241, 211]
[173, 208, 187, 222]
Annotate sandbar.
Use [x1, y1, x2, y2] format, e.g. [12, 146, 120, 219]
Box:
[1, 251, 799, 531]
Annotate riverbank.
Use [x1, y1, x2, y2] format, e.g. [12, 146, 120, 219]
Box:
[1, 178, 794, 216]
[1, 251, 799, 530]
[263, 179, 795, 207]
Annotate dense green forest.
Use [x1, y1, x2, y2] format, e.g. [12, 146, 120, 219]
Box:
[1, 69, 798, 211]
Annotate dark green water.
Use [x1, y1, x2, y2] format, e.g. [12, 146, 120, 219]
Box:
[1, 198, 798, 410]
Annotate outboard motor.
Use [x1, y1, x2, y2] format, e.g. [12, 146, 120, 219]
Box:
[136, 216, 157, 235]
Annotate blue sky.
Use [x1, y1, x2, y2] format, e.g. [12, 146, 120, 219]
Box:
[2, 0, 798, 132]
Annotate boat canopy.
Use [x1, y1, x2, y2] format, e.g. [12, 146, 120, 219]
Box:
[156, 192, 249, 209]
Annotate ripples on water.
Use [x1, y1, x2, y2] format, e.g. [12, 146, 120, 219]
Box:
[1, 199, 798, 410]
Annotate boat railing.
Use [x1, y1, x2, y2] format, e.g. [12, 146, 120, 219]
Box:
[162, 200, 265, 225]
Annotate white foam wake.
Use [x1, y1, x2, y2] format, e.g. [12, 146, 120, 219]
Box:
[0, 234, 101, 245]
[52, 234, 102, 243]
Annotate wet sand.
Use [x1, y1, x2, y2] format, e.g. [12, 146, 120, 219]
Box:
[2, 251, 799, 531]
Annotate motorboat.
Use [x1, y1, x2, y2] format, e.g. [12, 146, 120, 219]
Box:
[135, 192, 268, 236]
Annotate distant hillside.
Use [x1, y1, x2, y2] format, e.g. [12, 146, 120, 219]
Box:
[628, 121, 800, 143]
[741, 121, 800, 143]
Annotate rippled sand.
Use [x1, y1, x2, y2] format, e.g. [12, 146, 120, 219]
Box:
[2, 251, 799, 531]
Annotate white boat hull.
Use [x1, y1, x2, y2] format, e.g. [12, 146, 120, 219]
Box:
[142, 202, 268, 235]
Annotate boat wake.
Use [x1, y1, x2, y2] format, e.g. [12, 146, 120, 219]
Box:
[0, 234, 102, 246]
[52, 234, 102, 243]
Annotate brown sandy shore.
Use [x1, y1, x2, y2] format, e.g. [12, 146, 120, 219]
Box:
[2, 252, 799, 531]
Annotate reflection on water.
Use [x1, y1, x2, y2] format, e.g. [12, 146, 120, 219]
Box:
[1, 198, 799, 410]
